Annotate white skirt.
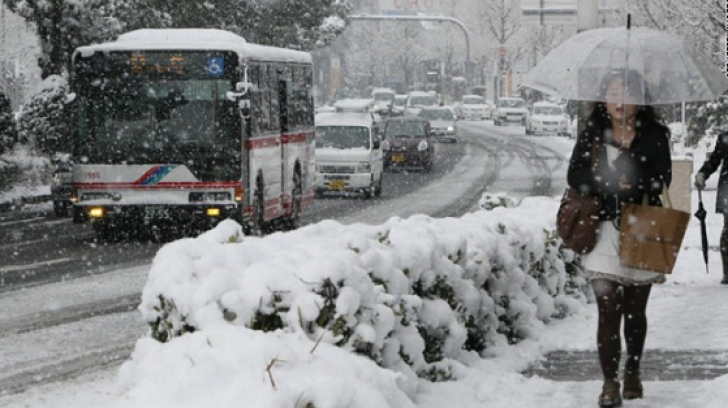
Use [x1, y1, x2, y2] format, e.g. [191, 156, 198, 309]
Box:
[581, 220, 666, 285]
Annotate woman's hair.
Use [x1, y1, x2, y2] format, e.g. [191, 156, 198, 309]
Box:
[587, 69, 668, 137]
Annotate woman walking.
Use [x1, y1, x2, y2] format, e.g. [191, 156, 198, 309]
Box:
[566, 69, 672, 407]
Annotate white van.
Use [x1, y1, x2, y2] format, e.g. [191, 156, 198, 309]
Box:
[314, 112, 384, 198]
[403, 91, 439, 117]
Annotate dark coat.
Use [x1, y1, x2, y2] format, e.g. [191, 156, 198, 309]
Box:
[567, 119, 672, 221]
[697, 131, 728, 213]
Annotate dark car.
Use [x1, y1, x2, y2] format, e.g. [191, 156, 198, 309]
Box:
[417, 107, 457, 143]
[381, 117, 434, 171]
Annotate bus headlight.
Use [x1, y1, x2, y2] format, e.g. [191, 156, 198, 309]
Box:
[206, 208, 221, 217]
[88, 207, 104, 218]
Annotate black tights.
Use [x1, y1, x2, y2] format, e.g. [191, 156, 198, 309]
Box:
[591, 278, 652, 382]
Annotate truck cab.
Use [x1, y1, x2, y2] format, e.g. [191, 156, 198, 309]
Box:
[314, 110, 384, 198]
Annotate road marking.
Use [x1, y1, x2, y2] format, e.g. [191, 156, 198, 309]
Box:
[0, 216, 46, 227]
[0, 257, 73, 272]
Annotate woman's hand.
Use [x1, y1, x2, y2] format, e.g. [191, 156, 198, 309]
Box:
[619, 175, 632, 190]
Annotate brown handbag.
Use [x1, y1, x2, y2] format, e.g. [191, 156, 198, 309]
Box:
[557, 188, 602, 254]
[556, 137, 601, 254]
[619, 189, 690, 274]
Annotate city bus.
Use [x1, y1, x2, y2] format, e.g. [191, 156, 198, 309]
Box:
[69, 29, 315, 239]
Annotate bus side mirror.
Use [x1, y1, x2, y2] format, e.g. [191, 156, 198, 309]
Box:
[226, 85, 251, 101]
[227, 65, 254, 101]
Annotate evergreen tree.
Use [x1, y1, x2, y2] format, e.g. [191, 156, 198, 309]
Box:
[253, 0, 350, 50]
[2, 0, 129, 78]
[0, 92, 17, 155]
[16, 75, 71, 156]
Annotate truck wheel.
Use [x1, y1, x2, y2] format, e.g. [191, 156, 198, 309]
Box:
[374, 175, 383, 197]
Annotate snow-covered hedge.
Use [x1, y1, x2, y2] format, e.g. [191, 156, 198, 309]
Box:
[139, 196, 589, 384]
[0, 145, 51, 196]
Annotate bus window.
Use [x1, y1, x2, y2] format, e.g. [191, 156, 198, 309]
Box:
[257, 64, 272, 133]
[268, 65, 280, 132]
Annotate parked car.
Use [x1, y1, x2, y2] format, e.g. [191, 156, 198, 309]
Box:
[381, 117, 434, 171]
[50, 153, 73, 217]
[493, 97, 528, 126]
[403, 91, 438, 117]
[455, 94, 490, 121]
[314, 112, 384, 198]
[418, 107, 458, 143]
[525, 102, 570, 136]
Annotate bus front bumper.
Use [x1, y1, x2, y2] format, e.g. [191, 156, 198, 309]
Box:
[74, 204, 243, 231]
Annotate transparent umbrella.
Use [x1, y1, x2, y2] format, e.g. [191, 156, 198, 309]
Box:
[522, 22, 728, 104]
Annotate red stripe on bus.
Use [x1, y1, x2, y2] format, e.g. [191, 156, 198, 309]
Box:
[245, 136, 280, 150]
[134, 166, 163, 185]
[281, 132, 309, 144]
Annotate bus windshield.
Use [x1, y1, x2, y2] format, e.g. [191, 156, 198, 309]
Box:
[316, 126, 370, 149]
[72, 51, 241, 181]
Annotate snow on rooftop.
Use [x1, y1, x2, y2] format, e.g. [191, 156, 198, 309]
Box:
[75, 29, 311, 64]
[116, 28, 247, 46]
[315, 112, 377, 127]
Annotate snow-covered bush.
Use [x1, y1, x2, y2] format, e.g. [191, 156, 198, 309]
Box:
[479, 192, 520, 211]
[0, 145, 52, 196]
[686, 96, 728, 147]
[139, 196, 589, 390]
[0, 92, 17, 155]
[16, 75, 71, 156]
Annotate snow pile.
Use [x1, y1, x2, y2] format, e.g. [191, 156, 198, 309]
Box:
[124, 196, 589, 407]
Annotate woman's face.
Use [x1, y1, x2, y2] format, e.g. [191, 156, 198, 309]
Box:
[604, 79, 638, 123]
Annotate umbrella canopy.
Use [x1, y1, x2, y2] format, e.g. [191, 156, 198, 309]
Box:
[523, 26, 728, 104]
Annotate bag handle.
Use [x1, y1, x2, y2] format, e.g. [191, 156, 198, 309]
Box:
[641, 183, 673, 208]
[661, 184, 674, 209]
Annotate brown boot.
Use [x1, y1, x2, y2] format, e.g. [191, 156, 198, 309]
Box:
[623, 370, 643, 400]
[598, 380, 622, 407]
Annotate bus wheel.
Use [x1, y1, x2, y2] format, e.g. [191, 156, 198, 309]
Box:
[253, 177, 266, 235]
[93, 224, 114, 242]
[288, 169, 303, 230]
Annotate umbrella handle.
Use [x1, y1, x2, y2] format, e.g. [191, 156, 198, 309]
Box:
[698, 188, 702, 202]
[627, 14, 631, 29]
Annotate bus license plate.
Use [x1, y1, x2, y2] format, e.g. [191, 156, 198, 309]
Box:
[329, 180, 346, 190]
[144, 207, 170, 220]
[391, 154, 406, 163]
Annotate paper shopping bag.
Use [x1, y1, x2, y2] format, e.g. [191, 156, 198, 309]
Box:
[619, 203, 690, 274]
